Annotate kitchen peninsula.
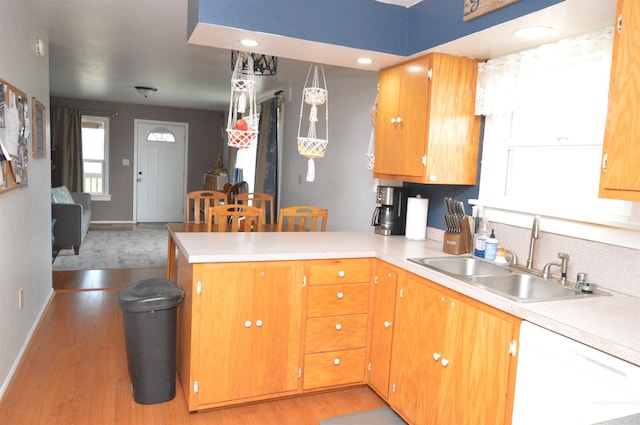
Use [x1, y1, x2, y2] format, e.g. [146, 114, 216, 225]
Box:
[171, 230, 640, 420]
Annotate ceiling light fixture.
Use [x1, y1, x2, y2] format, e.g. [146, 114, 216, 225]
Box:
[230, 51, 278, 76]
[513, 26, 554, 39]
[357, 57, 373, 65]
[135, 86, 158, 98]
[240, 39, 259, 47]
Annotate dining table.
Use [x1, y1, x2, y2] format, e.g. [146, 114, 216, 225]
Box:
[166, 222, 279, 281]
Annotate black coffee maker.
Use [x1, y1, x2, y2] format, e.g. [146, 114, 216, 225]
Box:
[371, 186, 411, 236]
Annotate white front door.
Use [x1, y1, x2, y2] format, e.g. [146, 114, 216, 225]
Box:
[135, 120, 187, 222]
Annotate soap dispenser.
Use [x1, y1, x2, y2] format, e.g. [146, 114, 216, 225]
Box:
[485, 229, 499, 260]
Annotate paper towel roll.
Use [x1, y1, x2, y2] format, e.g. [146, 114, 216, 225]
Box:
[405, 197, 429, 240]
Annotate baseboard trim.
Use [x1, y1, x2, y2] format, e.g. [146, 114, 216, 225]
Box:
[0, 288, 55, 401]
[90, 220, 136, 224]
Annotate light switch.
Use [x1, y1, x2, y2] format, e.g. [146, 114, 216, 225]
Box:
[122, 158, 130, 166]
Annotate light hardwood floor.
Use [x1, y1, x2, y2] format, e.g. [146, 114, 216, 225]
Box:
[0, 267, 387, 424]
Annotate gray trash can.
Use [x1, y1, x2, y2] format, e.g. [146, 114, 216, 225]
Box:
[117, 278, 184, 404]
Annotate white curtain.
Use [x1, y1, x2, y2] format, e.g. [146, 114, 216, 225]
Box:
[475, 26, 614, 116]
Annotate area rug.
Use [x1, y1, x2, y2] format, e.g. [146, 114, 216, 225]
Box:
[52, 225, 168, 271]
[319, 407, 407, 425]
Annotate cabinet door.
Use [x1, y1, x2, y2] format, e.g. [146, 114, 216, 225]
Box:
[374, 64, 402, 175]
[599, 0, 640, 201]
[424, 53, 480, 185]
[438, 298, 517, 425]
[375, 57, 431, 177]
[388, 273, 448, 424]
[395, 55, 432, 178]
[251, 265, 304, 397]
[196, 263, 303, 406]
[197, 265, 254, 404]
[367, 262, 398, 398]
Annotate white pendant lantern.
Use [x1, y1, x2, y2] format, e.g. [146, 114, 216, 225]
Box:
[227, 52, 259, 149]
[297, 63, 328, 182]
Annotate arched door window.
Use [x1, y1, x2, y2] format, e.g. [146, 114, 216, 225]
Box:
[147, 128, 176, 143]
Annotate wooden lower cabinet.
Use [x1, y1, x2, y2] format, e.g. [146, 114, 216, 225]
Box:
[176, 254, 305, 411]
[303, 258, 372, 391]
[367, 261, 398, 398]
[387, 269, 521, 425]
[175, 254, 519, 421]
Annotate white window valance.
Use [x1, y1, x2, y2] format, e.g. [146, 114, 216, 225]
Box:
[475, 27, 614, 116]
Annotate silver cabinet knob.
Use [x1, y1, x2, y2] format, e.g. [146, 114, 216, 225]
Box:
[441, 358, 449, 367]
[244, 320, 252, 328]
[338, 270, 345, 277]
[256, 319, 263, 327]
[337, 292, 344, 299]
[433, 352, 441, 361]
[333, 358, 341, 366]
[335, 323, 342, 330]
[384, 321, 391, 328]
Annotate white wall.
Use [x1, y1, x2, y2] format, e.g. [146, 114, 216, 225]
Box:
[0, 2, 53, 398]
[280, 67, 379, 231]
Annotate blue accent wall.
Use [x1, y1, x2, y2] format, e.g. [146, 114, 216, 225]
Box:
[191, 0, 408, 55]
[190, 0, 565, 56]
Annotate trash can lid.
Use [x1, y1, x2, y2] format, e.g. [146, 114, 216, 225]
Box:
[117, 278, 184, 312]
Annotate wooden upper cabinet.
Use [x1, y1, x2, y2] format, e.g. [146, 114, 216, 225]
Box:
[599, 0, 640, 201]
[374, 53, 481, 185]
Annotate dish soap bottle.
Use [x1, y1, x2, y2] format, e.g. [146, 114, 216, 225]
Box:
[485, 229, 499, 260]
[473, 218, 488, 258]
[494, 245, 509, 264]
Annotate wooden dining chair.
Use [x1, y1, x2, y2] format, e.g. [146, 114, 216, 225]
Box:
[207, 204, 263, 232]
[278, 205, 328, 232]
[236, 192, 275, 225]
[186, 190, 227, 224]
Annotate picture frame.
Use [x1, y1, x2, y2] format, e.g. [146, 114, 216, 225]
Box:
[32, 97, 46, 158]
[463, 0, 521, 22]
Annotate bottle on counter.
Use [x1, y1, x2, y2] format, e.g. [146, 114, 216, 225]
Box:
[473, 218, 488, 258]
[494, 244, 509, 264]
[485, 229, 499, 260]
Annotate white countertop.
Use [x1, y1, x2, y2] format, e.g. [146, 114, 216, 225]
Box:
[173, 231, 640, 366]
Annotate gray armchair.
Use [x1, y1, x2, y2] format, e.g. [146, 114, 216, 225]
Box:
[52, 192, 91, 255]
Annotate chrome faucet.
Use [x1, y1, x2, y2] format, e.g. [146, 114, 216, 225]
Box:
[525, 215, 540, 269]
[542, 252, 570, 284]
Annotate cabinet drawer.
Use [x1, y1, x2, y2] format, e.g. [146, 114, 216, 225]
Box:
[303, 348, 366, 389]
[309, 259, 371, 285]
[305, 314, 368, 353]
[307, 284, 369, 317]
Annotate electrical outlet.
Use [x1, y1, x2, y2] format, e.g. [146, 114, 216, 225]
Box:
[298, 174, 303, 185]
[18, 289, 24, 309]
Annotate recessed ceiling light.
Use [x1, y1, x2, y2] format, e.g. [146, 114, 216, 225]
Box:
[357, 57, 373, 65]
[240, 39, 259, 47]
[513, 26, 554, 39]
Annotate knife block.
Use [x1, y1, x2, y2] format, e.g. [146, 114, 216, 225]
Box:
[443, 216, 472, 255]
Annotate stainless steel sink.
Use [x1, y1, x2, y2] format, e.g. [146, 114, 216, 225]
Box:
[468, 274, 592, 303]
[408, 256, 609, 303]
[408, 257, 513, 277]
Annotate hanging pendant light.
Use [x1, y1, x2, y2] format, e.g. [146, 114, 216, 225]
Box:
[227, 52, 259, 149]
[297, 63, 328, 182]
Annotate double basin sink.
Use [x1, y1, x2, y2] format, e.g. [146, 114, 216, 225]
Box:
[408, 256, 608, 303]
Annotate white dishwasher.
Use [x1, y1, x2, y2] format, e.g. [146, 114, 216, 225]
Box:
[512, 321, 640, 425]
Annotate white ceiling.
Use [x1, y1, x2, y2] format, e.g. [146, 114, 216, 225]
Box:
[23, 0, 616, 111]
